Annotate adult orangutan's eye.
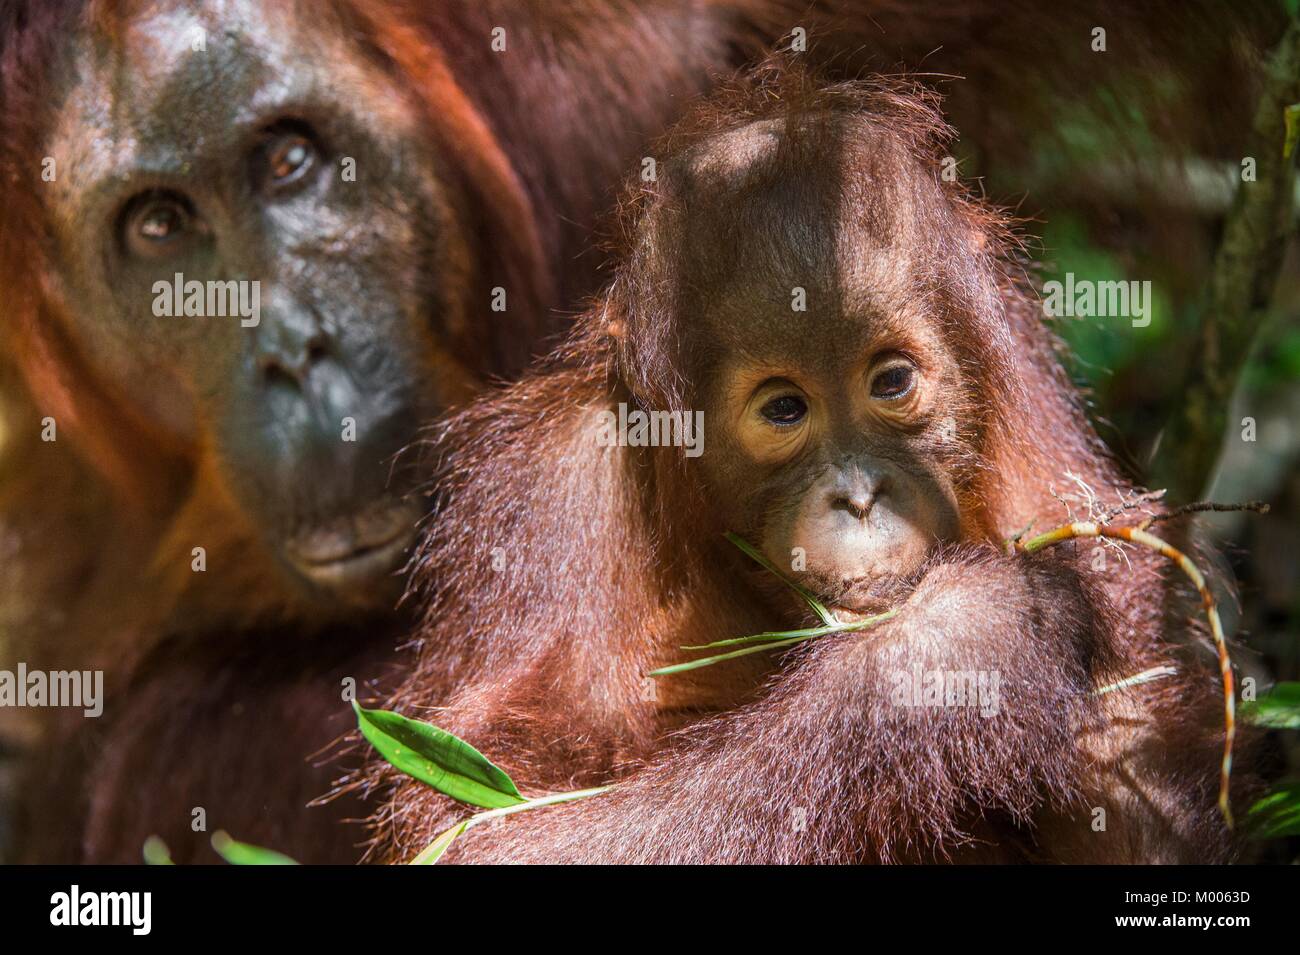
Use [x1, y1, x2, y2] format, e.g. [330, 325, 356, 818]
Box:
[255, 123, 321, 193]
[121, 191, 199, 260]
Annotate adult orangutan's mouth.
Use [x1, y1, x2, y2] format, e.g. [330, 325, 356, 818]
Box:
[284, 498, 420, 589]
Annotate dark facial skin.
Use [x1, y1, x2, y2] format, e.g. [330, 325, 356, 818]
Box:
[43, 0, 457, 601]
[679, 120, 967, 615]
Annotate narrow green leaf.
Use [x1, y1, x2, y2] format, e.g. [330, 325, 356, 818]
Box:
[211, 831, 299, 865]
[353, 701, 525, 809]
[650, 635, 809, 676]
[682, 623, 842, 650]
[683, 609, 897, 651]
[725, 532, 834, 625]
[1246, 783, 1300, 839]
[410, 819, 470, 864]
[657, 608, 898, 676]
[1241, 682, 1300, 728]
[142, 836, 174, 866]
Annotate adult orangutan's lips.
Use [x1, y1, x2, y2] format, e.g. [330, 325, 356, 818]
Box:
[283, 498, 420, 588]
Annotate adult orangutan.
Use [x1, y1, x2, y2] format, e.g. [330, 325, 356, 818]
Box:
[0, 0, 1271, 864]
[365, 70, 1245, 864]
[0, 0, 875, 864]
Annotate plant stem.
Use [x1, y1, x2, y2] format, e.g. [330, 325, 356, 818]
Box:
[1094, 665, 1178, 696]
[1019, 520, 1236, 827]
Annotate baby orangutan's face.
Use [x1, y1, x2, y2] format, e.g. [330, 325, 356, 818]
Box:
[706, 343, 963, 616]
[674, 118, 981, 616]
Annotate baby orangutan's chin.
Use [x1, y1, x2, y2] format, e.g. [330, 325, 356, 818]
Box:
[817, 571, 918, 621]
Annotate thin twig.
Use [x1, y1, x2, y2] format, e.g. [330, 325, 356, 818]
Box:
[1097, 488, 1168, 524]
[1136, 500, 1269, 530]
[1018, 520, 1238, 827]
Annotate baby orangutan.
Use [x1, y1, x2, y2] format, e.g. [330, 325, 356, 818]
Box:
[363, 71, 1240, 864]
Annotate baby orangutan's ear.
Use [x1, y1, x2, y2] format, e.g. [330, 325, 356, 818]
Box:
[606, 318, 626, 341]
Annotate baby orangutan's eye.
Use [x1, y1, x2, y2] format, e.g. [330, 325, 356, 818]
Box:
[869, 362, 916, 400]
[760, 394, 808, 425]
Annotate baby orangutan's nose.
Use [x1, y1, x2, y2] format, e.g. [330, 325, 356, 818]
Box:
[830, 469, 888, 521]
[837, 490, 874, 520]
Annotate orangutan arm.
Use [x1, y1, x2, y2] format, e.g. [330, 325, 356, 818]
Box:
[436, 550, 1125, 863]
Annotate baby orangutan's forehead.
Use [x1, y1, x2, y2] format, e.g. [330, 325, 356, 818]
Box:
[667, 117, 948, 365]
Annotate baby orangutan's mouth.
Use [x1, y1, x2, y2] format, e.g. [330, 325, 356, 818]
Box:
[827, 605, 878, 625]
[818, 573, 913, 621]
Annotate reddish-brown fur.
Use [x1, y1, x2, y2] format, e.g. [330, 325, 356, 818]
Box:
[365, 69, 1249, 864]
[0, 2, 1272, 865]
[0, 0, 877, 864]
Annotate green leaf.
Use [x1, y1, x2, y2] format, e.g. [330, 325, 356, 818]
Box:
[682, 623, 842, 651]
[211, 831, 299, 865]
[142, 836, 174, 866]
[410, 819, 470, 864]
[1241, 682, 1300, 728]
[650, 634, 810, 676]
[683, 609, 898, 652]
[725, 532, 834, 625]
[657, 608, 898, 676]
[1246, 784, 1300, 839]
[353, 701, 525, 809]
